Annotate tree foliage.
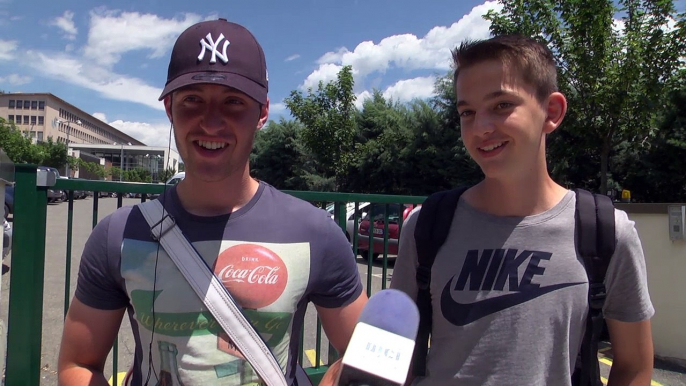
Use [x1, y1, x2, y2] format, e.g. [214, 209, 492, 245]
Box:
[284, 65, 357, 190]
[485, 0, 686, 194]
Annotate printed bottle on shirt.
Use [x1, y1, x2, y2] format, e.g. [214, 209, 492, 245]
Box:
[156, 341, 184, 386]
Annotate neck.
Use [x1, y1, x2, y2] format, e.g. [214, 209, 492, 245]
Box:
[175, 166, 259, 217]
[466, 164, 568, 217]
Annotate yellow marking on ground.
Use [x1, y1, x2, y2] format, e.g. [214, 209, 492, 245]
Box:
[599, 356, 665, 386]
[108, 372, 127, 386]
[305, 349, 325, 367]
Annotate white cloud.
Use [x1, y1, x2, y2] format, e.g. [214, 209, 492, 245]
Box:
[50, 10, 77, 40]
[108, 119, 175, 149]
[0, 39, 17, 60]
[0, 74, 32, 85]
[92, 112, 107, 122]
[382, 76, 437, 103]
[84, 9, 205, 67]
[354, 90, 373, 109]
[303, 1, 501, 90]
[353, 76, 437, 108]
[301, 63, 343, 91]
[28, 50, 165, 111]
[285, 54, 300, 62]
[270, 102, 287, 114]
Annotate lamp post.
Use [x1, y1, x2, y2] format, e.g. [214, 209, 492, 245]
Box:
[53, 118, 81, 178]
[113, 142, 132, 181]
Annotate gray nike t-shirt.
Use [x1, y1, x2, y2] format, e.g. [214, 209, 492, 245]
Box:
[391, 190, 654, 386]
[75, 181, 363, 385]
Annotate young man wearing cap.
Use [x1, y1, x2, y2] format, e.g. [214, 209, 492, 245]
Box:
[58, 19, 366, 386]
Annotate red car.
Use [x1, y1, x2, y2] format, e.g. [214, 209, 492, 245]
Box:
[357, 203, 416, 259]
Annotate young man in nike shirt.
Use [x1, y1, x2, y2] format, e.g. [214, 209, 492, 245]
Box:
[390, 35, 654, 385]
[58, 19, 366, 385]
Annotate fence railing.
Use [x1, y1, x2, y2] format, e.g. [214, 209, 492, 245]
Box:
[4, 164, 425, 385]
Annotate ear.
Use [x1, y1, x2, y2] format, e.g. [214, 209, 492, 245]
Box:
[163, 95, 173, 123]
[257, 97, 270, 130]
[542, 92, 567, 134]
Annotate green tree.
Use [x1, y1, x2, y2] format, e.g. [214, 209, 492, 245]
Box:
[158, 167, 177, 183]
[251, 119, 309, 190]
[284, 65, 357, 190]
[39, 137, 68, 170]
[0, 118, 40, 163]
[614, 83, 686, 201]
[485, 0, 686, 194]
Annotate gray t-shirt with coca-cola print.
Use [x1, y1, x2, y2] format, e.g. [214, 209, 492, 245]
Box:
[75, 181, 363, 386]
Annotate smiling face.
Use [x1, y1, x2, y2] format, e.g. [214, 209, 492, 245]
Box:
[455, 60, 566, 182]
[164, 84, 269, 183]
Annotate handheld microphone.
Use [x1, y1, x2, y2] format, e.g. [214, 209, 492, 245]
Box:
[337, 289, 420, 386]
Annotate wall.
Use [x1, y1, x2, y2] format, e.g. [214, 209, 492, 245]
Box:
[620, 204, 686, 363]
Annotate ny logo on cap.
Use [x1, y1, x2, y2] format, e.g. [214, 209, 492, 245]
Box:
[198, 33, 230, 64]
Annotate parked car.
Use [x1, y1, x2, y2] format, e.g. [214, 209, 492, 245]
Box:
[68, 177, 89, 199]
[4, 185, 13, 219]
[326, 202, 371, 244]
[357, 203, 416, 259]
[165, 172, 185, 186]
[38, 166, 65, 203]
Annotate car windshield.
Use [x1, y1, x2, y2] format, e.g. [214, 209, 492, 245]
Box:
[363, 203, 404, 223]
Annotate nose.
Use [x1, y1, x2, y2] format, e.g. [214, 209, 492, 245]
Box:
[471, 111, 495, 137]
[199, 103, 225, 133]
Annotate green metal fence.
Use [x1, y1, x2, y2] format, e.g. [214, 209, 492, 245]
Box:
[4, 164, 425, 385]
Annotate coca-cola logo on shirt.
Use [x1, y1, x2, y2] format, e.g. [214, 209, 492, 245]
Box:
[214, 243, 288, 309]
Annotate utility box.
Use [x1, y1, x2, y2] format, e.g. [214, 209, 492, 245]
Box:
[669, 205, 686, 241]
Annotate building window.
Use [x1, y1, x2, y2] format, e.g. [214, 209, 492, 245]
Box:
[31, 116, 37, 125]
[23, 115, 29, 125]
[8, 100, 15, 108]
[31, 101, 37, 110]
[38, 116, 44, 125]
[8, 115, 14, 122]
[37, 132, 43, 141]
[38, 101, 45, 110]
[23, 100, 30, 109]
[15, 100, 22, 109]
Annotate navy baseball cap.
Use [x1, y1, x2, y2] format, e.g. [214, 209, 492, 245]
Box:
[159, 18, 268, 104]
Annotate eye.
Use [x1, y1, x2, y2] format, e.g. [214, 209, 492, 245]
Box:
[182, 95, 202, 103]
[459, 110, 474, 118]
[226, 97, 245, 105]
[495, 102, 513, 110]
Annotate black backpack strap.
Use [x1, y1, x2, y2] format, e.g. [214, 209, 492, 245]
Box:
[573, 189, 616, 386]
[412, 186, 468, 377]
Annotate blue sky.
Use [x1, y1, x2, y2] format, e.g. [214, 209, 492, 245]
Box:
[0, 0, 497, 146]
[0, 0, 683, 147]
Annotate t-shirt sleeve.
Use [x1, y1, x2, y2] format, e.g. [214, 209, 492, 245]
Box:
[389, 207, 421, 301]
[308, 216, 363, 308]
[74, 210, 129, 310]
[603, 209, 655, 323]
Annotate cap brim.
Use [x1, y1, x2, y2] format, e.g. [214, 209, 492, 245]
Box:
[158, 71, 267, 104]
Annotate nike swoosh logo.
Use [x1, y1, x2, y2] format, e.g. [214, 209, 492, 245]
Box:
[441, 278, 585, 326]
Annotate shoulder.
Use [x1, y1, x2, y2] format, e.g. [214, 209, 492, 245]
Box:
[612, 207, 640, 244]
[260, 183, 332, 224]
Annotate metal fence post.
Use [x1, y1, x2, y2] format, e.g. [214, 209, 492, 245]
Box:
[6, 164, 51, 386]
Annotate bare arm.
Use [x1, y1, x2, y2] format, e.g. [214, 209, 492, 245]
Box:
[316, 292, 367, 386]
[58, 297, 126, 386]
[316, 291, 368, 355]
[606, 318, 653, 386]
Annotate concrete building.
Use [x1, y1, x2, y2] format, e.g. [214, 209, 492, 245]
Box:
[70, 144, 181, 183]
[0, 92, 181, 182]
[0, 92, 143, 146]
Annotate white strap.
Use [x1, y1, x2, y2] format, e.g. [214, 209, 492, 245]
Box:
[138, 200, 288, 386]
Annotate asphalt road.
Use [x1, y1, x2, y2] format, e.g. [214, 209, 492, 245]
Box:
[0, 196, 683, 385]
